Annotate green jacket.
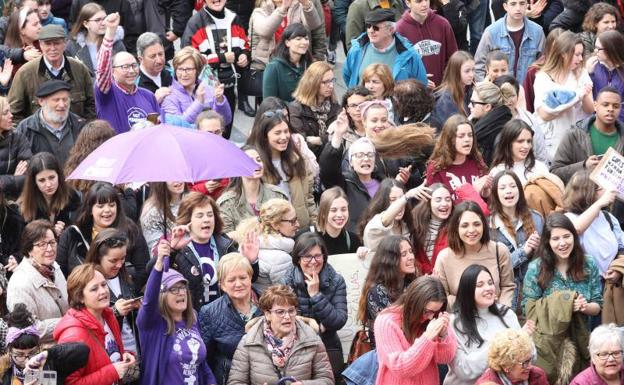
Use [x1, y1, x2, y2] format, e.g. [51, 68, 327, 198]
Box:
[262, 57, 306, 103]
[8, 55, 96, 124]
[217, 183, 288, 233]
[525, 290, 590, 385]
[345, 0, 404, 50]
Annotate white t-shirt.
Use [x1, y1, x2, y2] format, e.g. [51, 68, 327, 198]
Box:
[489, 160, 550, 185]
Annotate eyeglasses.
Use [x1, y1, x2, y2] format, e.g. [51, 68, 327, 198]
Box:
[351, 152, 375, 160]
[366, 23, 382, 32]
[166, 284, 188, 295]
[301, 253, 324, 263]
[270, 307, 297, 318]
[281, 217, 299, 226]
[176, 67, 197, 74]
[33, 239, 57, 249]
[11, 348, 40, 361]
[321, 78, 336, 86]
[88, 17, 105, 23]
[113, 62, 139, 72]
[517, 357, 532, 369]
[423, 308, 441, 318]
[596, 350, 623, 360]
[469, 100, 488, 106]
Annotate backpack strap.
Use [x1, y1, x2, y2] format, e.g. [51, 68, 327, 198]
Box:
[603, 209, 615, 231]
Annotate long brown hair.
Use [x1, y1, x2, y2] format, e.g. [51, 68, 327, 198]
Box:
[20, 152, 72, 222]
[143, 182, 183, 224]
[5, 7, 37, 48]
[70, 2, 105, 44]
[536, 213, 587, 289]
[292, 61, 336, 106]
[540, 31, 584, 81]
[371, 123, 435, 159]
[361, 63, 394, 99]
[530, 28, 564, 71]
[447, 201, 490, 255]
[436, 51, 474, 116]
[489, 170, 537, 241]
[427, 115, 487, 173]
[597, 30, 624, 69]
[392, 276, 447, 343]
[64, 120, 116, 195]
[357, 235, 417, 324]
[562, 170, 597, 215]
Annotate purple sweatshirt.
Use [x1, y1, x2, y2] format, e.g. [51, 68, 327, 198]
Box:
[396, 9, 458, 86]
[95, 37, 161, 133]
[137, 268, 216, 385]
[161, 79, 233, 125]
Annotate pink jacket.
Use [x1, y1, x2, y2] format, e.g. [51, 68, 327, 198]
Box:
[570, 365, 624, 385]
[476, 367, 550, 385]
[374, 308, 457, 385]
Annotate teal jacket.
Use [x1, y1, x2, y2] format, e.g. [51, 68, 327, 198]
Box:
[262, 57, 306, 103]
[343, 32, 428, 88]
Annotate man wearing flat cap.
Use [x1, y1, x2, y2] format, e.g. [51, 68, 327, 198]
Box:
[15, 80, 86, 166]
[343, 9, 428, 87]
[345, 0, 404, 49]
[8, 24, 95, 124]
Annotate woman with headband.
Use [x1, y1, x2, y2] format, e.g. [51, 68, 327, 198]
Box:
[0, 303, 89, 385]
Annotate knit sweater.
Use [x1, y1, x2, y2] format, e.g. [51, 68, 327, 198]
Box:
[433, 241, 515, 308]
[444, 306, 521, 385]
[374, 307, 457, 385]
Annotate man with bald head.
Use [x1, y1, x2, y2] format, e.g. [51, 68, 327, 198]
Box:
[95, 12, 160, 133]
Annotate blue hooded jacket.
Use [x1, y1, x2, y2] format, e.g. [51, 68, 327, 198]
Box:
[343, 32, 428, 87]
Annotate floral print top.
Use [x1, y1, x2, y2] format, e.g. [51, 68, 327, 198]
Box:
[521, 256, 603, 313]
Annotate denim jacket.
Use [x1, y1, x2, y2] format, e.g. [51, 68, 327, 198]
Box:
[474, 15, 545, 83]
[342, 350, 378, 385]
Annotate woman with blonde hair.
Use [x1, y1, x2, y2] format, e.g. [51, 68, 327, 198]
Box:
[431, 51, 475, 129]
[161, 46, 231, 126]
[236, 198, 299, 294]
[0, 95, 30, 199]
[534, 30, 594, 160]
[476, 329, 548, 385]
[470, 81, 513, 165]
[289, 61, 341, 156]
[64, 3, 125, 76]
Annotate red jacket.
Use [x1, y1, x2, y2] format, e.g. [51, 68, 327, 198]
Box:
[53, 308, 124, 385]
[476, 367, 550, 385]
[416, 227, 448, 275]
[188, 178, 229, 200]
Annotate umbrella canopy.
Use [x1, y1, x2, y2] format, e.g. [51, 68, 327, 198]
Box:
[68, 124, 258, 183]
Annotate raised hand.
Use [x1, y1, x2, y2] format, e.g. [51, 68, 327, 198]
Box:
[0, 59, 13, 86]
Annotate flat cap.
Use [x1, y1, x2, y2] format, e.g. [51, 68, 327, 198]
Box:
[365, 9, 396, 25]
[35, 80, 71, 98]
[38, 24, 66, 41]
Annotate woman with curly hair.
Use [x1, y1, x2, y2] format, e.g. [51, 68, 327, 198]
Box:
[392, 79, 435, 126]
[425, 114, 490, 211]
[63, 120, 116, 195]
[579, 3, 619, 59]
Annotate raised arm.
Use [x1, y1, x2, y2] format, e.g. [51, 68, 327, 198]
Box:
[95, 13, 120, 94]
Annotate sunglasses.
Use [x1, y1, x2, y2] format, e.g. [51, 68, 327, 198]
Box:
[366, 23, 382, 32]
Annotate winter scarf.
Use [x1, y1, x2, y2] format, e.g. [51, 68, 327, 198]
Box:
[311, 99, 332, 138]
[263, 320, 298, 368]
[30, 258, 55, 283]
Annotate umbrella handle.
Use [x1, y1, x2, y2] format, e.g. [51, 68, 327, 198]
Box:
[163, 256, 170, 272]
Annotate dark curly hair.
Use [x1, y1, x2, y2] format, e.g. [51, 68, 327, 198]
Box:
[392, 79, 434, 124]
[6, 303, 39, 349]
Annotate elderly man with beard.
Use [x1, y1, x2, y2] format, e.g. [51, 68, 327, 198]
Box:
[8, 24, 95, 124]
[15, 80, 85, 166]
[96, 13, 160, 134]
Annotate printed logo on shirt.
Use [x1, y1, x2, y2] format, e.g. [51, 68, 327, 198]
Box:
[446, 172, 479, 192]
[173, 328, 203, 385]
[127, 107, 148, 128]
[413, 40, 442, 57]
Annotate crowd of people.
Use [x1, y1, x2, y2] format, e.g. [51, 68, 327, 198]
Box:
[0, 0, 622, 383]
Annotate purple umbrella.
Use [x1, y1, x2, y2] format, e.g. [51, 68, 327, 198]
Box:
[67, 124, 258, 183]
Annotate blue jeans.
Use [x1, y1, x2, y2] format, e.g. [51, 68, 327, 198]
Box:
[468, 0, 489, 54]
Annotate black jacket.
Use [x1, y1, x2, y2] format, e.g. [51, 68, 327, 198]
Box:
[15, 112, 85, 167]
[31, 189, 81, 226]
[56, 220, 149, 287]
[0, 130, 31, 198]
[0, 203, 24, 265]
[474, 104, 513, 166]
[288, 100, 341, 157]
[199, 293, 263, 385]
[138, 69, 174, 94]
[280, 263, 348, 375]
[109, 271, 141, 355]
[319, 142, 383, 232]
[172, 234, 238, 311]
